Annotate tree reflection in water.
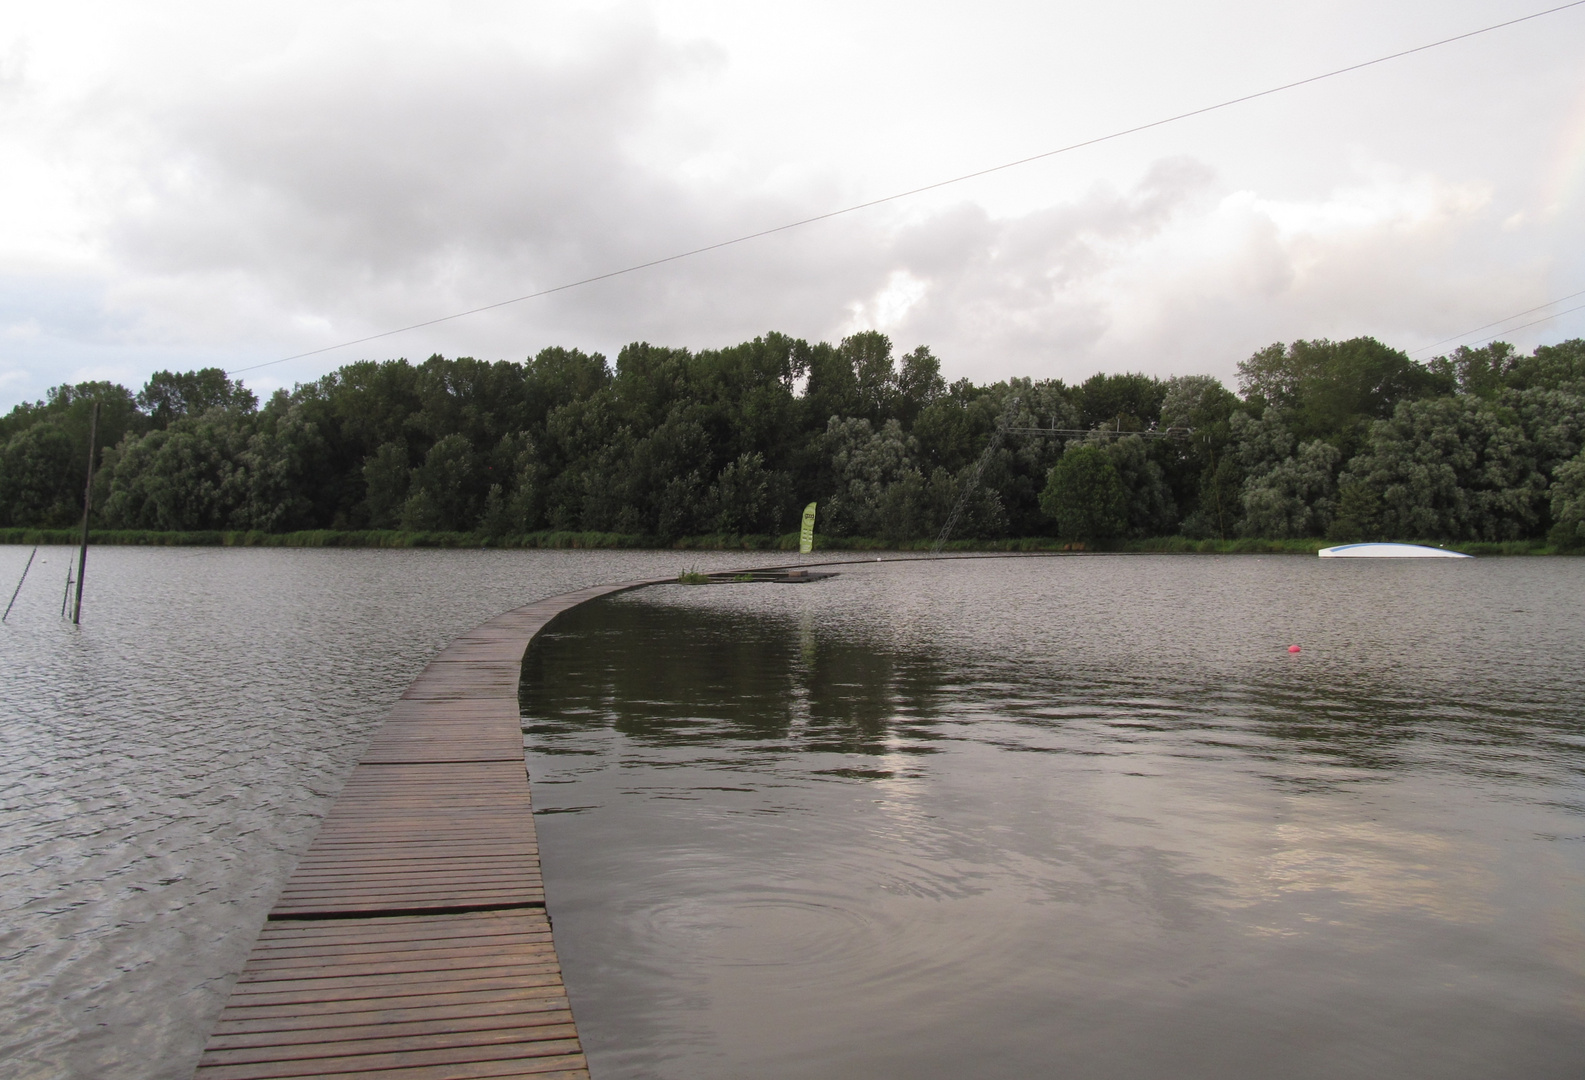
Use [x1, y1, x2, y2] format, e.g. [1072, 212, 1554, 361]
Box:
[521, 558, 1585, 1080]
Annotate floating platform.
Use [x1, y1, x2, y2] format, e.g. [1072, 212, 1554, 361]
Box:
[1318, 543, 1472, 558]
[696, 568, 840, 584]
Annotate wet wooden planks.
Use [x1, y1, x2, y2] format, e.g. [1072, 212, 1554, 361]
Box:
[199, 912, 582, 1080]
[196, 580, 666, 1080]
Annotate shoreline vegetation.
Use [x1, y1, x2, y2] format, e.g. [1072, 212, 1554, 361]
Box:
[0, 526, 1558, 556]
[5, 331, 1585, 551]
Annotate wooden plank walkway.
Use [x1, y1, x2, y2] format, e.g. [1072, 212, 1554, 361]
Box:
[195, 580, 666, 1080]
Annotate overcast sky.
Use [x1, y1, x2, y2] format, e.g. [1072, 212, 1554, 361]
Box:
[3, 0, 1584, 408]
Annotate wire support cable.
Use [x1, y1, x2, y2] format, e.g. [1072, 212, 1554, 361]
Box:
[228, 0, 1585, 378]
[933, 395, 1022, 555]
[1002, 426, 1192, 439]
[1410, 288, 1585, 356]
[1463, 301, 1585, 349]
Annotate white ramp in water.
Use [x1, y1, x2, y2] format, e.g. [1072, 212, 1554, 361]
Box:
[1318, 543, 1472, 558]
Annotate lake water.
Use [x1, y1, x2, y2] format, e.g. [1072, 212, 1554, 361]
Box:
[522, 556, 1585, 1080]
[2, 549, 1581, 1079]
[0, 545, 792, 1080]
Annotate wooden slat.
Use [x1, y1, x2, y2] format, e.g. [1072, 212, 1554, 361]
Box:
[195, 579, 667, 1079]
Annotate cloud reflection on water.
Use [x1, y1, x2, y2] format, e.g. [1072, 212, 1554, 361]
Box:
[523, 556, 1585, 1080]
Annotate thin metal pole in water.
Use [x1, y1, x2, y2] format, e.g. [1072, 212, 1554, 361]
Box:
[2, 546, 37, 623]
[71, 401, 99, 625]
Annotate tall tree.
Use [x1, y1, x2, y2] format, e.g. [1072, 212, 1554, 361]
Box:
[139, 368, 256, 427]
[1337, 395, 1547, 541]
[1041, 446, 1127, 542]
[1237, 337, 1447, 453]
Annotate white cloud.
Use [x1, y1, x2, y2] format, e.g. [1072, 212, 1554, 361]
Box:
[1, 1, 1582, 408]
[863, 158, 1535, 384]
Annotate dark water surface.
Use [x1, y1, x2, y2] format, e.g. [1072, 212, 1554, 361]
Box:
[0, 545, 794, 1080]
[522, 556, 1585, 1080]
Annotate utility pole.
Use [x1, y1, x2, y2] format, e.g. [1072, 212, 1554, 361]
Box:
[72, 401, 99, 625]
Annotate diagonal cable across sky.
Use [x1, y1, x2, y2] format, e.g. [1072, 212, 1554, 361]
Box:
[227, 0, 1585, 376]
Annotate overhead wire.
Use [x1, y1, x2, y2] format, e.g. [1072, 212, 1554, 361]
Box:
[1462, 302, 1585, 351]
[227, 0, 1585, 377]
[1409, 289, 1585, 356]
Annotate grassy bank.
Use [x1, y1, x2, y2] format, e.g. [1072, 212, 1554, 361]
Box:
[0, 528, 1566, 555]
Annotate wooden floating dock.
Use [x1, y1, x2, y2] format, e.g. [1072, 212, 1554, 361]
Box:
[194, 579, 666, 1080]
[698, 568, 840, 584]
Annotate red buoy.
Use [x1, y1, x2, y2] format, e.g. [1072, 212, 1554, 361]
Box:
[1288, 644, 1302, 653]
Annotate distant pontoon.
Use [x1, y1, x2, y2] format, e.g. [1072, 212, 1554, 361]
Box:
[1317, 543, 1473, 558]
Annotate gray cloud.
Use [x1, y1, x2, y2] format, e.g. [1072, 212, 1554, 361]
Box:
[77, 19, 915, 380]
[3, 2, 1582, 407]
[101, 26, 719, 322]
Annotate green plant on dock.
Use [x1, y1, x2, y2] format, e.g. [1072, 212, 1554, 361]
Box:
[678, 570, 710, 584]
[731, 573, 754, 582]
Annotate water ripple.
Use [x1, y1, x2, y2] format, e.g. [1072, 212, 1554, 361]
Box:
[0, 544, 801, 1080]
[525, 556, 1585, 1080]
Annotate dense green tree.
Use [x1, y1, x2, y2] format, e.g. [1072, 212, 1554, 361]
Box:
[0, 381, 143, 522]
[1507, 385, 1585, 477]
[0, 423, 79, 527]
[239, 399, 331, 531]
[708, 452, 773, 534]
[411, 355, 532, 448]
[632, 411, 713, 540]
[401, 433, 483, 532]
[822, 417, 922, 538]
[1218, 405, 1345, 538]
[1159, 375, 1242, 539]
[842, 331, 898, 424]
[1100, 436, 1177, 538]
[800, 332, 942, 435]
[101, 410, 254, 530]
[801, 339, 858, 428]
[1500, 338, 1585, 392]
[1238, 337, 1448, 454]
[1158, 375, 1238, 432]
[139, 368, 256, 427]
[540, 393, 624, 531]
[523, 347, 610, 429]
[1241, 439, 1341, 538]
[491, 433, 548, 534]
[5, 336, 1582, 544]
[1073, 372, 1165, 431]
[1548, 449, 1585, 549]
[1336, 395, 1547, 541]
[1327, 480, 1387, 543]
[993, 381, 1074, 536]
[1041, 445, 1127, 542]
[310, 360, 425, 455]
[893, 346, 947, 428]
[362, 442, 411, 529]
[1228, 407, 1295, 477]
[912, 379, 999, 476]
[1426, 343, 1517, 398]
[2, 380, 143, 450]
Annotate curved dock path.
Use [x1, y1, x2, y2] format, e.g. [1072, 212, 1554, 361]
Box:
[194, 578, 667, 1080]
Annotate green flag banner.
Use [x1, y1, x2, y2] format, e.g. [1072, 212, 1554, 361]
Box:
[799, 502, 817, 554]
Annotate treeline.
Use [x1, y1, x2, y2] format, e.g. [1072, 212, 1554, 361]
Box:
[2, 331, 1583, 547]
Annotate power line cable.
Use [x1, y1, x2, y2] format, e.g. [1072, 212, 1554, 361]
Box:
[227, 0, 1585, 377]
[1410, 288, 1585, 355]
[1460, 301, 1585, 350]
